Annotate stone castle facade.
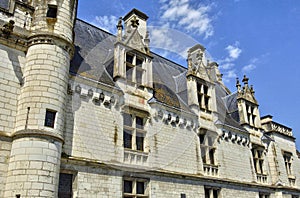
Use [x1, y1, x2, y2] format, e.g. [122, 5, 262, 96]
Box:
[0, 1, 299, 197]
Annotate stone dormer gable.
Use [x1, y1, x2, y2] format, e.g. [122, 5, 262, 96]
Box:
[117, 8, 150, 54]
[187, 44, 210, 82]
[236, 75, 258, 105]
[236, 75, 262, 128]
[124, 27, 148, 54]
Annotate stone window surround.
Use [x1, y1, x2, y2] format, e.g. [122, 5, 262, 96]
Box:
[125, 52, 145, 88]
[122, 111, 148, 153]
[252, 144, 267, 183]
[123, 177, 149, 198]
[44, 109, 57, 128]
[245, 102, 257, 127]
[199, 129, 217, 166]
[196, 80, 211, 113]
[204, 186, 221, 198]
[282, 150, 293, 176]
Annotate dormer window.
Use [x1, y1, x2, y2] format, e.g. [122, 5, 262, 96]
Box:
[125, 52, 144, 87]
[197, 81, 210, 113]
[246, 103, 256, 127]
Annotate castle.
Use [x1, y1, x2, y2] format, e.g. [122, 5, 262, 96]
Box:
[0, 1, 299, 197]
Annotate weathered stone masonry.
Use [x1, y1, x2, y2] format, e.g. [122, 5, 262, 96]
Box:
[0, 1, 300, 198]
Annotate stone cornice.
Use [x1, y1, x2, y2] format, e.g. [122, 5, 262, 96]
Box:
[28, 34, 75, 57]
[13, 129, 64, 143]
[61, 156, 300, 193]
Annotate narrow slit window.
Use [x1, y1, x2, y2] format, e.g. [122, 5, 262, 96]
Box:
[44, 109, 56, 128]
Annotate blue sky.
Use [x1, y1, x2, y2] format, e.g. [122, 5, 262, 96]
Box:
[77, 0, 300, 149]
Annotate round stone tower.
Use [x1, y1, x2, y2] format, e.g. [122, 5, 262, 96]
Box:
[4, 0, 77, 197]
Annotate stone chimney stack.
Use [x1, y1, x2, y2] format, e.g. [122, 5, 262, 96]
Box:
[123, 8, 149, 42]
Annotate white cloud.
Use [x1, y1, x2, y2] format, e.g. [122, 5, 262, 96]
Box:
[242, 64, 256, 73]
[220, 62, 234, 70]
[222, 70, 237, 83]
[159, 0, 214, 38]
[242, 58, 258, 73]
[225, 44, 242, 60]
[93, 15, 118, 34]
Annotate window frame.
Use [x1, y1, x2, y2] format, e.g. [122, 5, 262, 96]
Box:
[245, 103, 257, 127]
[44, 109, 57, 128]
[123, 112, 147, 152]
[199, 129, 217, 165]
[204, 186, 221, 198]
[125, 52, 145, 88]
[123, 177, 149, 198]
[282, 151, 293, 176]
[251, 145, 265, 175]
[197, 81, 211, 113]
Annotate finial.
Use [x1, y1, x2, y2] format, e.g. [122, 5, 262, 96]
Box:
[116, 17, 123, 29]
[145, 31, 150, 40]
[144, 31, 150, 52]
[242, 75, 249, 86]
[236, 77, 241, 91]
[250, 85, 255, 94]
[131, 16, 139, 28]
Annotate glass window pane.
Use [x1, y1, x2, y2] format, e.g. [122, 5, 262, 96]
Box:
[136, 133, 144, 151]
[123, 130, 132, 149]
[123, 113, 132, 126]
[205, 188, 210, 198]
[136, 69, 143, 85]
[126, 66, 133, 82]
[136, 181, 145, 194]
[124, 180, 133, 193]
[126, 54, 134, 64]
[136, 57, 143, 67]
[45, 110, 56, 128]
[136, 116, 144, 129]
[213, 189, 218, 198]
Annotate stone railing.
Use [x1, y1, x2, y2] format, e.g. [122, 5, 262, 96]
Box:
[256, 173, 268, 183]
[203, 164, 218, 176]
[124, 149, 148, 165]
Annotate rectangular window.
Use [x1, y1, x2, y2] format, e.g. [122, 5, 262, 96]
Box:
[44, 109, 56, 128]
[125, 53, 144, 87]
[47, 4, 58, 18]
[252, 145, 264, 174]
[199, 130, 216, 165]
[204, 187, 220, 198]
[246, 103, 257, 127]
[283, 151, 292, 176]
[123, 113, 146, 152]
[197, 82, 210, 112]
[123, 178, 148, 198]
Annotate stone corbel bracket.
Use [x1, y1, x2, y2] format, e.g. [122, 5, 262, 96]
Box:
[69, 83, 118, 107]
[154, 109, 198, 130]
[222, 129, 249, 146]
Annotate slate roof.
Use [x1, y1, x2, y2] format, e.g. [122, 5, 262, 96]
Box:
[71, 19, 245, 131]
[0, 0, 9, 10]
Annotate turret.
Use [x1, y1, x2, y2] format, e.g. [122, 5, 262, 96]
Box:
[5, 0, 77, 197]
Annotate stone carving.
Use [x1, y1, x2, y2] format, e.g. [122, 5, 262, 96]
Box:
[1, 20, 15, 38]
[270, 122, 293, 136]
